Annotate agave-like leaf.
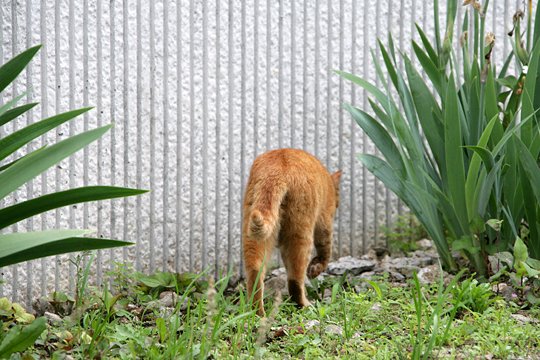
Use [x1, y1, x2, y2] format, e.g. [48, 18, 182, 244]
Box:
[0, 45, 41, 94]
[0, 230, 132, 267]
[0, 125, 111, 201]
[0, 103, 37, 128]
[0, 186, 147, 230]
[0, 107, 92, 162]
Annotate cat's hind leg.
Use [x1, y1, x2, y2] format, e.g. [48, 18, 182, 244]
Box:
[280, 228, 314, 308]
[307, 218, 333, 279]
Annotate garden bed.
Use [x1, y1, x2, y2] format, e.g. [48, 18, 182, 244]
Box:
[3, 240, 539, 359]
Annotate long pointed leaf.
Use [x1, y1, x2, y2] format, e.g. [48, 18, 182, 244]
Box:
[0, 124, 111, 201]
[465, 115, 498, 219]
[521, 39, 540, 147]
[0, 45, 41, 93]
[0, 145, 48, 172]
[515, 136, 540, 202]
[344, 104, 404, 173]
[443, 74, 468, 226]
[0, 103, 37, 128]
[357, 154, 408, 201]
[404, 55, 444, 164]
[0, 231, 132, 268]
[0, 93, 27, 119]
[0, 107, 92, 162]
[0, 186, 147, 230]
[0, 229, 89, 259]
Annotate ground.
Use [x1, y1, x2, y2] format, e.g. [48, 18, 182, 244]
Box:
[6, 243, 540, 359]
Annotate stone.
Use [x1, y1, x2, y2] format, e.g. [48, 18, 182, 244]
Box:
[511, 313, 539, 324]
[383, 255, 437, 278]
[159, 291, 180, 308]
[385, 271, 406, 282]
[370, 302, 382, 312]
[324, 324, 343, 336]
[32, 297, 54, 316]
[264, 273, 288, 297]
[158, 307, 176, 319]
[44, 311, 62, 325]
[488, 255, 506, 274]
[358, 271, 375, 280]
[304, 319, 320, 330]
[416, 239, 433, 250]
[417, 265, 442, 284]
[326, 256, 376, 276]
[322, 289, 333, 299]
[270, 267, 287, 277]
[384, 257, 421, 278]
[492, 283, 517, 302]
[410, 252, 437, 266]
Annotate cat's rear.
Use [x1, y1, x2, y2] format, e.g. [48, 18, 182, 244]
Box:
[242, 148, 341, 316]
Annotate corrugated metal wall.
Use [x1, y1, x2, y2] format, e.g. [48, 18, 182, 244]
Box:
[0, 0, 523, 306]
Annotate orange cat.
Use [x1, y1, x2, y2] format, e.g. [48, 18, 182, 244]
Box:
[242, 148, 341, 316]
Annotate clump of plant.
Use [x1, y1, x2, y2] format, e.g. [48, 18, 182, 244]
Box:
[0, 297, 46, 358]
[491, 237, 540, 305]
[449, 276, 495, 316]
[0, 45, 146, 267]
[382, 213, 428, 255]
[407, 269, 465, 359]
[0, 45, 146, 356]
[340, 0, 540, 277]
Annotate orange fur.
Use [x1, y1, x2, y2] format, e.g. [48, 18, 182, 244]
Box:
[242, 148, 341, 316]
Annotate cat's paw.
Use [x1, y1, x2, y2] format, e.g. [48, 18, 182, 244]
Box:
[307, 258, 325, 279]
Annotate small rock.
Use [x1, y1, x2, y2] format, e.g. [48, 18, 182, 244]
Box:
[325, 324, 343, 336]
[327, 256, 376, 276]
[370, 303, 382, 312]
[265, 274, 288, 297]
[410, 252, 437, 267]
[372, 247, 391, 259]
[271, 267, 287, 277]
[352, 331, 363, 339]
[384, 256, 437, 278]
[492, 283, 517, 302]
[416, 239, 433, 250]
[511, 313, 539, 324]
[488, 255, 504, 273]
[360, 251, 378, 262]
[32, 297, 54, 316]
[358, 271, 375, 280]
[322, 289, 332, 299]
[158, 306, 176, 318]
[304, 319, 320, 330]
[44, 311, 62, 325]
[417, 265, 442, 284]
[159, 291, 180, 308]
[387, 271, 406, 282]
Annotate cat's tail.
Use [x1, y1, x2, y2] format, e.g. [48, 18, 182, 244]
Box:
[247, 181, 287, 240]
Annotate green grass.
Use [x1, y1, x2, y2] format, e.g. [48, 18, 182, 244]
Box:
[20, 266, 540, 359]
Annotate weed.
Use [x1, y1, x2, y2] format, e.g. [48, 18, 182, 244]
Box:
[450, 276, 495, 316]
[383, 214, 428, 255]
[12, 268, 540, 359]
